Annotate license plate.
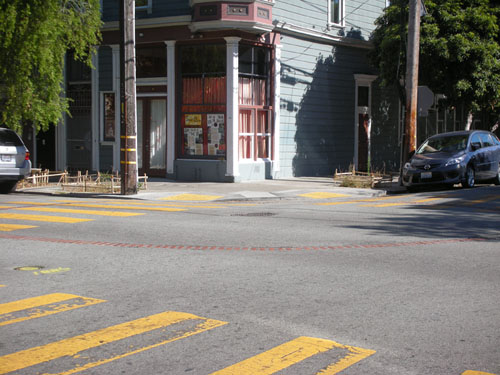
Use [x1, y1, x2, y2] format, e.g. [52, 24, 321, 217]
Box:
[421, 171, 432, 179]
[1, 155, 12, 162]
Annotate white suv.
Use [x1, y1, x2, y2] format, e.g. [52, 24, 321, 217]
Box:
[0, 128, 32, 193]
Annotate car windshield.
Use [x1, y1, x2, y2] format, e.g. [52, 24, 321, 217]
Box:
[0, 130, 24, 146]
[416, 134, 469, 154]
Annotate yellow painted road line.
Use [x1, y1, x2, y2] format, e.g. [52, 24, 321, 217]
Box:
[463, 194, 500, 206]
[0, 213, 92, 223]
[316, 343, 376, 375]
[5, 201, 54, 206]
[462, 371, 498, 375]
[0, 311, 226, 374]
[300, 192, 351, 199]
[0, 223, 38, 231]
[360, 202, 409, 207]
[0, 293, 106, 327]
[161, 193, 222, 201]
[317, 196, 409, 206]
[14, 206, 144, 217]
[210, 336, 375, 375]
[57, 203, 186, 212]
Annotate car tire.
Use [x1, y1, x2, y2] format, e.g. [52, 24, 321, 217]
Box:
[462, 165, 475, 188]
[493, 163, 500, 185]
[0, 181, 17, 194]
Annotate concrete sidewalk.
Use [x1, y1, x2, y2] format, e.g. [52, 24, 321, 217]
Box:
[14, 177, 407, 201]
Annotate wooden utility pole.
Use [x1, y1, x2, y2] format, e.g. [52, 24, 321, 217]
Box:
[119, 0, 138, 195]
[403, 0, 421, 161]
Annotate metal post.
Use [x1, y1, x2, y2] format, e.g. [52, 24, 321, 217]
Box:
[119, 0, 138, 195]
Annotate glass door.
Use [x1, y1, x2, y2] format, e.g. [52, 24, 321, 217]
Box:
[136, 97, 167, 176]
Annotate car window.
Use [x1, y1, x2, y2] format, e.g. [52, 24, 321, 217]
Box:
[490, 133, 500, 145]
[470, 133, 482, 150]
[0, 129, 24, 146]
[479, 133, 494, 147]
[416, 134, 468, 154]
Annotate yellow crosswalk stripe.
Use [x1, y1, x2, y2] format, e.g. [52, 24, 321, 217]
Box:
[0, 293, 106, 327]
[0, 223, 38, 231]
[62, 203, 186, 212]
[210, 336, 375, 375]
[14, 206, 144, 217]
[300, 192, 351, 199]
[161, 193, 222, 201]
[0, 311, 227, 374]
[0, 213, 92, 223]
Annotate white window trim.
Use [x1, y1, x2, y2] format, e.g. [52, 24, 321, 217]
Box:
[327, 0, 345, 28]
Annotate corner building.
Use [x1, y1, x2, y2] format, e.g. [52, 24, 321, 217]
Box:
[56, 0, 400, 181]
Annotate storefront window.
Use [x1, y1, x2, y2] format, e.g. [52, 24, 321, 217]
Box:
[180, 44, 226, 158]
[136, 45, 167, 78]
[238, 45, 271, 160]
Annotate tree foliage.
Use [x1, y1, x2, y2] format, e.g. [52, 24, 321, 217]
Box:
[370, 0, 500, 125]
[0, 0, 101, 133]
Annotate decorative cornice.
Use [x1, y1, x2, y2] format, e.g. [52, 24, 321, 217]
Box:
[102, 15, 191, 31]
[190, 20, 274, 34]
[190, 0, 274, 6]
[273, 21, 373, 50]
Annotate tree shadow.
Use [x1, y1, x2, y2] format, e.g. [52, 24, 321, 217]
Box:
[284, 45, 400, 177]
[340, 186, 500, 240]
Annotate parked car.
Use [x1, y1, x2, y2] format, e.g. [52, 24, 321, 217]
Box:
[0, 128, 32, 193]
[402, 130, 500, 191]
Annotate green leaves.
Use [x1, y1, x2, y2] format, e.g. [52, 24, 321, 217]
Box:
[370, 0, 500, 121]
[0, 0, 101, 133]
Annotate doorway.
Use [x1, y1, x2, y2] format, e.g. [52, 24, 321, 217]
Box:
[137, 97, 167, 177]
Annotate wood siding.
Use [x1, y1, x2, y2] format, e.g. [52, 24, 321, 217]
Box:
[273, 0, 386, 41]
[278, 36, 377, 177]
[101, 0, 190, 22]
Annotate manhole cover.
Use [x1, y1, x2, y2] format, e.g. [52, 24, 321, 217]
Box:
[231, 212, 276, 217]
[14, 266, 44, 271]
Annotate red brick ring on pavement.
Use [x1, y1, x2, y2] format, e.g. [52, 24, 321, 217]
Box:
[0, 234, 486, 252]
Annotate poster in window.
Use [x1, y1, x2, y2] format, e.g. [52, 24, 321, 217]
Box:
[184, 128, 204, 156]
[207, 114, 225, 156]
[185, 114, 202, 126]
[103, 93, 115, 141]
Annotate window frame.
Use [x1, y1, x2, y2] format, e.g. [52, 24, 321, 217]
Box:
[136, 0, 152, 14]
[327, 0, 345, 28]
[238, 44, 272, 161]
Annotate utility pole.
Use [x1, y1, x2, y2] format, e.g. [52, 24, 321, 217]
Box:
[119, 0, 138, 195]
[403, 0, 421, 162]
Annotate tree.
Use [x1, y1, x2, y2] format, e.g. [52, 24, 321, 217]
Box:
[0, 0, 101, 134]
[370, 0, 500, 129]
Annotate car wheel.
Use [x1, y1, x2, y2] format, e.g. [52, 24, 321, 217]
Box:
[462, 165, 475, 188]
[0, 181, 17, 194]
[493, 163, 500, 185]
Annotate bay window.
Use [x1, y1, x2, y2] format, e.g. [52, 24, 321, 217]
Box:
[238, 45, 272, 160]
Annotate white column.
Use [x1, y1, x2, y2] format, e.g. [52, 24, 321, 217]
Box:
[91, 51, 100, 171]
[111, 44, 121, 172]
[165, 41, 176, 175]
[272, 44, 282, 178]
[225, 37, 241, 179]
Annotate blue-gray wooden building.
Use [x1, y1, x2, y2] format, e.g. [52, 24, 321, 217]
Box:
[53, 0, 402, 181]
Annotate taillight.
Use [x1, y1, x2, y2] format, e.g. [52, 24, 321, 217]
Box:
[25, 151, 30, 161]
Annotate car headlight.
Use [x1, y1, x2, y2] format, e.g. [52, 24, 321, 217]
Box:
[445, 156, 465, 166]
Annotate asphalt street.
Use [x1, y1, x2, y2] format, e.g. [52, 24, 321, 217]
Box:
[0, 184, 499, 375]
